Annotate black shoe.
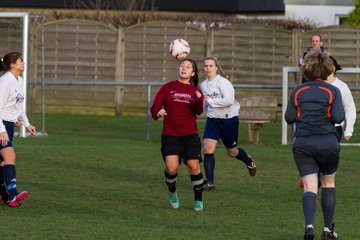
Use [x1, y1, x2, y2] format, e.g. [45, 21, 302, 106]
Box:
[247, 158, 257, 177]
[203, 181, 215, 191]
[304, 226, 315, 240]
[321, 224, 339, 240]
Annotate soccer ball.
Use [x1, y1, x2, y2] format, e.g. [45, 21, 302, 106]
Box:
[169, 39, 190, 60]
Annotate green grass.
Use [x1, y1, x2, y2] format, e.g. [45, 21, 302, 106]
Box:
[1, 114, 359, 240]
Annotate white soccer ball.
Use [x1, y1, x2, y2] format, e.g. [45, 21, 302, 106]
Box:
[169, 39, 190, 60]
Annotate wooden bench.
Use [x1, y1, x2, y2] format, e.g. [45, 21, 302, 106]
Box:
[239, 96, 278, 144]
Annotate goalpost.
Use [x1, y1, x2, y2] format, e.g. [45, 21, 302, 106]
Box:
[0, 12, 29, 137]
[282, 67, 360, 146]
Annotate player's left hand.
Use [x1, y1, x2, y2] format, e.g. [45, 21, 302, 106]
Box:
[157, 109, 167, 118]
[344, 135, 352, 141]
[195, 90, 202, 99]
[14, 120, 21, 127]
[27, 125, 36, 135]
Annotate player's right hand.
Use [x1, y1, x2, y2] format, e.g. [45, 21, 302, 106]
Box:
[0, 131, 9, 147]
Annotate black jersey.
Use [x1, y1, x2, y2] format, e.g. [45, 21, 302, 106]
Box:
[285, 80, 345, 138]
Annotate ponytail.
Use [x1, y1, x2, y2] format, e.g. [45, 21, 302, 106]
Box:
[0, 52, 23, 72]
[0, 58, 4, 71]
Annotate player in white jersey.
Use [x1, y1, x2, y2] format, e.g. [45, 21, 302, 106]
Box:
[200, 57, 256, 191]
[327, 73, 356, 141]
[0, 52, 36, 207]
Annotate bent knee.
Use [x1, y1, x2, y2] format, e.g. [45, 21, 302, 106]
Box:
[227, 148, 238, 158]
[1, 153, 16, 164]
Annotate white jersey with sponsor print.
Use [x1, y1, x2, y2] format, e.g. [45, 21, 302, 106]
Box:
[0, 71, 30, 133]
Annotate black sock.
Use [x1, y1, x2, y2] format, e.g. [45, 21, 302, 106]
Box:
[0, 166, 9, 201]
[204, 154, 215, 183]
[302, 191, 317, 227]
[3, 164, 17, 197]
[236, 148, 252, 166]
[164, 170, 177, 193]
[191, 173, 204, 201]
[322, 187, 336, 229]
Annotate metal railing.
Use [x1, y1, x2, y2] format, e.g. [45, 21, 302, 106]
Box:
[29, 80, 283, 140]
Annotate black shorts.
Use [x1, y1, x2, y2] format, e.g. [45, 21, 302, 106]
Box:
[292, 135, 340, 177]
[161, 134, 202, 164]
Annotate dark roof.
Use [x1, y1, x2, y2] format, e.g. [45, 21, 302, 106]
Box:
[155, 0, 284, 13]
[0, 0, 285, 13]
[0, 0, 65, 8]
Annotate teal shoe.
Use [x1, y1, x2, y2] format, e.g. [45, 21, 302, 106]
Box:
[168, 192, 180, 209]
[194, 200, 203, 211]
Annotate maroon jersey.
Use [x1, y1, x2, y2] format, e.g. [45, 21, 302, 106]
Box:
[151, 80, 204, 136]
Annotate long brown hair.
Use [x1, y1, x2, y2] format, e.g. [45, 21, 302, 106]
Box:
[0, 52, 23, 71]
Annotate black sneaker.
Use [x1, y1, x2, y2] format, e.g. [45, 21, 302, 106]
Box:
[203, 181, 215, 191]
[321, 224, 339, 240]
[304, 226, 315, 240]
[247, 158, 257, 177]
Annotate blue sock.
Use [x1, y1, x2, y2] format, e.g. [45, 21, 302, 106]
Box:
[204, 154, 215, 183]
[3, 165, 17, 197]
[0, 165, 9, 200]
[322, 187, 336, 229]
[236, 148, 252, 166]
[302, 191, 317, 227]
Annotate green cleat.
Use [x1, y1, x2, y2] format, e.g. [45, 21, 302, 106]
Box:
[194, 200, 203, 211]
[168, 192, 180, 209]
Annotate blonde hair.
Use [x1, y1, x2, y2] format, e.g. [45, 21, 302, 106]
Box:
[302, 50, 333, 81]
[204, 56, 230, 82]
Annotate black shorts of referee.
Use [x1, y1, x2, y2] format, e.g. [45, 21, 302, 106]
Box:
[292, 135, 340, 177]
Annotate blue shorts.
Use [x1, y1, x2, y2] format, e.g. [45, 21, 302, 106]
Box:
[203, 117, 239, 148]
[0, 120, 15, 151]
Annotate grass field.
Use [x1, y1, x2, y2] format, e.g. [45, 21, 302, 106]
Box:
[1, 114, 359, 240]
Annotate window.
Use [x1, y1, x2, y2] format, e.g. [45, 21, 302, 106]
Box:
[335, 15, 348, 25]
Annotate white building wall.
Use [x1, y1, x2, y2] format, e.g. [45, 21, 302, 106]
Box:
[285, 5, 355, 26]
